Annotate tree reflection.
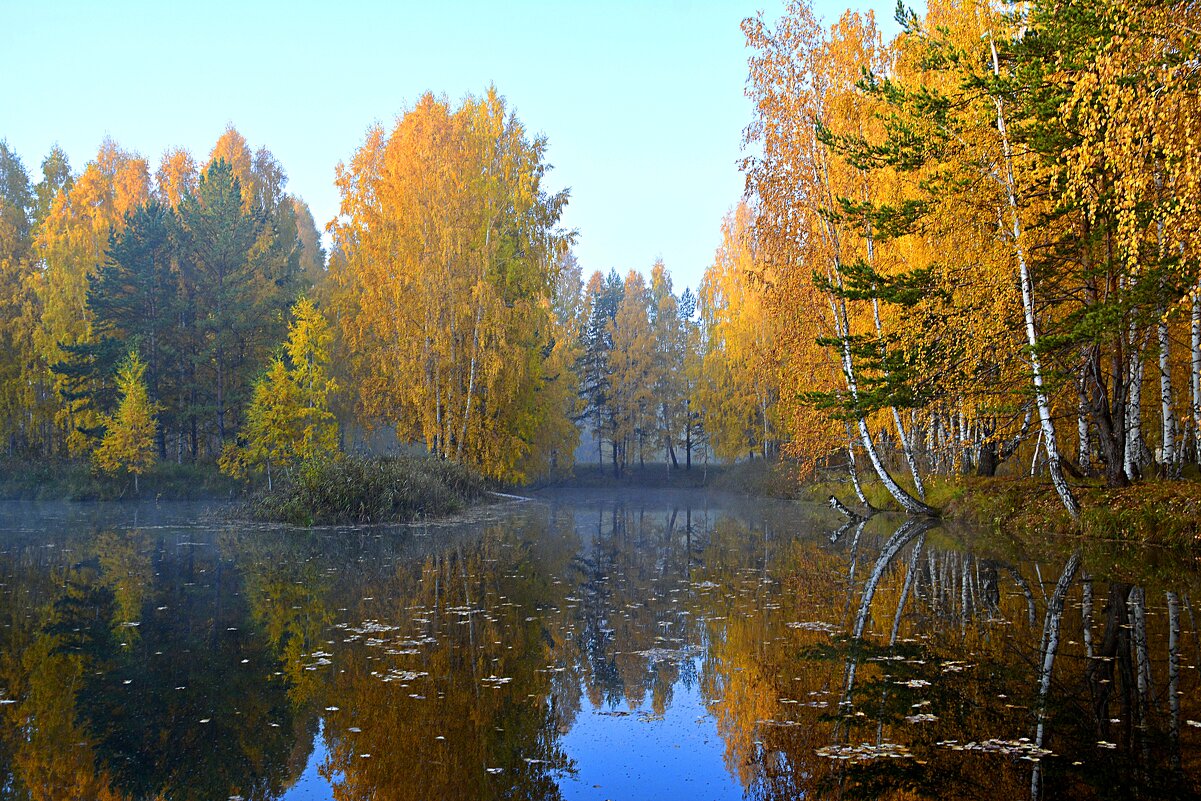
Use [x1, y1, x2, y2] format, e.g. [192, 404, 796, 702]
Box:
[692, 512, 1201, 801]
[0, 525, 301, 800]
[0, 498, 1195, 800]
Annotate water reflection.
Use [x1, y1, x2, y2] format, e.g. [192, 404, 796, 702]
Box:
[0, 496, 1195, 799]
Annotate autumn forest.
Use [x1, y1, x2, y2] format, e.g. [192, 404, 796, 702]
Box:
[4, 1, 1201, 799]
[1, 0, 1200, 524]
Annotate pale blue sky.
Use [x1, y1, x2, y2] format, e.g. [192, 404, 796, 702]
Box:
[1, 0, 910, 291]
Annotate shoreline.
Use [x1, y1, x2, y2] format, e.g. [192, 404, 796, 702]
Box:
[5, 457, 1200, 550]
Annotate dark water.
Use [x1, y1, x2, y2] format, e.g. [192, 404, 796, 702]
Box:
[0, 490, 1197, 800]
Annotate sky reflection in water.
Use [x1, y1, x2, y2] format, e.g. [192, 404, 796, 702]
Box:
[0, 491, 1196, 800]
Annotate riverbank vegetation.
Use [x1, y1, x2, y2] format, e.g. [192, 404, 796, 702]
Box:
[1, 1, 1200, 534]
[0, 459, 239, 501]
[732, 0, 1201, 523]
[244, 455, 489, 526]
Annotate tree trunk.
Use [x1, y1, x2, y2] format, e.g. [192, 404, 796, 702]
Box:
[1126, 346, 1146, 480]
[1087, 583, 1133, 741]
[986, 25, 1079, 518]
[1078, 380, 1092, 474]
[845, 425, 871, 509]
[859, 418, 935, 515]
[893, 407, 925, 498]
[810, 131, 931, 515]
[977, 430, 998, 477]
[459, 302, 483, 461]
[862, 160, 927, 500]
[1159, 314, 1177, 469]
[1082, 575, 1094, 659]
[1084, 343, 1129, 487]
[837, 301, 933, 514]
[1167, 591, 1182, 768]
[1129, 586, 1152, 726]
[1192, 285, 1200, 463]
[843, 518, 931, 702]
[685, 406, 693, 470]
[890, 533, 926, 645]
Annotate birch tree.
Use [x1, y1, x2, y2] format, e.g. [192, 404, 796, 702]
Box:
[330, 88, 572, 481]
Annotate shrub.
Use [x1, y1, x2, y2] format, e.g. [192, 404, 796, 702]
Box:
[245, 455, 490, 526]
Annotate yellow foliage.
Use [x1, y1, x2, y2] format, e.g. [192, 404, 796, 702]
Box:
[34, 138, 149, 455]
[329, 88, 571, 482]
[93, 350, 158, 483]
[698, 202, 783, 461]
[221, 297, 340, 485]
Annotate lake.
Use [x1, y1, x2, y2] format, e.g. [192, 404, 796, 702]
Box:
[0, 489, 1196, 800]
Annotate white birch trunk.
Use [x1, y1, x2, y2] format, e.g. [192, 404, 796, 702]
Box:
[890, 534, 925, 645]
[857, 418, 934, 515]
[1191, 285, 1200, 463]
[1126, 346, 1145, 480]
[960, 555, 971, 633]
[458, 301, 482, 461]
[842, 518, 930, 706]
[863, 194, 927, 499]
[831, 271, 931, 514]
[986, 26, 1079, 518]
[1129, 586, 1152, 723]
[845, 424, 871, 508]
[1009, 567, 1038, 627]
[810, 137, 933, 516]
[1081, 575, 1094, 659]
[1159, 314, 1177, 467]
[1077, 386, 1091, 473]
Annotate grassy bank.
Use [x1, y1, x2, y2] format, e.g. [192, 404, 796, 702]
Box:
[814, 472, 1201, 550]
[245, 455, 490, 526]
[944, 478, 1201, 549]
[0, 458, 240, 501]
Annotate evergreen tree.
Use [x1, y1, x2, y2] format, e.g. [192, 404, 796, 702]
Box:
[577, 270, 624, 469]
[57, 201, 181, 456]
[177, 157, 299, 454]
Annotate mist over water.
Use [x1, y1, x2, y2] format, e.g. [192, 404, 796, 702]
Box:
[0, 491, 1195, 800]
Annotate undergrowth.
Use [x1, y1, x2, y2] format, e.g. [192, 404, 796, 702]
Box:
[245, 455, 490, 526]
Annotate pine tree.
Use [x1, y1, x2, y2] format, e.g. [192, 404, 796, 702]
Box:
[57, 200, 180, 457]
[577, 270, 622, 465]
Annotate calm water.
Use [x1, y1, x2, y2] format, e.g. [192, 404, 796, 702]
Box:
[0, 490, 1197, 800]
